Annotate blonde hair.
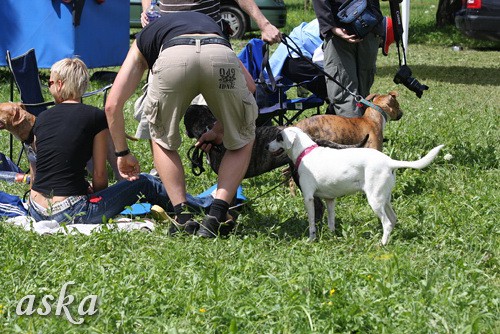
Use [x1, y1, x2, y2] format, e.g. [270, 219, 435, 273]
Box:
[50, 57, 89, 101]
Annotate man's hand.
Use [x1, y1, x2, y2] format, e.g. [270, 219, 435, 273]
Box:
[332, 27, 362, 43]
[195, 129, 223, 153]
[261, 22, 282, 44]
[141, 11, 149, 27]
[118, 154, 141, 181]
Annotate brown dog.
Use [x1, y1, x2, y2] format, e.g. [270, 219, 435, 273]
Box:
[295, 91, 403, 151]
[0, 102, 35, 142]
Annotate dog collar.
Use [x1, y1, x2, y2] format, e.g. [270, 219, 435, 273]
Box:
[357, 97, 388, 121]
[295, 144, 318, 169]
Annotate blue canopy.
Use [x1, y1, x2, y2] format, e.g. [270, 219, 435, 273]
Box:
[0, 0, 129, 68]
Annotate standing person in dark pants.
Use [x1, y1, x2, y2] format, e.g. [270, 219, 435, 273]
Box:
[312, 0, 384, 117]
[105, 12, 258, 237]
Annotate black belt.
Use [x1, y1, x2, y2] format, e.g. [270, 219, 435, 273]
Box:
[163, 37, 232, 50]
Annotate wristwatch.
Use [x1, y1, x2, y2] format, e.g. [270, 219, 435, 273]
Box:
[114, 149, 130, 157]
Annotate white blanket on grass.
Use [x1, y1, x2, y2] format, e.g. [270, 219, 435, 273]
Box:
[5, 216, 155, 235]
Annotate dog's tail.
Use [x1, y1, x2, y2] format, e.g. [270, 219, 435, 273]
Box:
[390, 145, 444, 170]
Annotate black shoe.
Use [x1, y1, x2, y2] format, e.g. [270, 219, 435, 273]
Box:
[168, 218, 200, 235]
[197, 215, 235, 238]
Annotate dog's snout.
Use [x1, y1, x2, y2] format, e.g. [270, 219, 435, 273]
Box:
[396, 111, 403, 120]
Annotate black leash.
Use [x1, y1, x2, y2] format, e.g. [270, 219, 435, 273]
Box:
[228, 176, 291, 211]
[280, 34, 387, 117]
[187, 145, 206, 176]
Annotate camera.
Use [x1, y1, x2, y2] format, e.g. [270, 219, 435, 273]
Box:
[393, 65, 429, 98]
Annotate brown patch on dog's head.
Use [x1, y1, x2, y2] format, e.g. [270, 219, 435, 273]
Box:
[372, 91, 403, 121]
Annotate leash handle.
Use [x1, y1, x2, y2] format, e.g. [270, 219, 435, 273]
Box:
[187, 145, 205, 176]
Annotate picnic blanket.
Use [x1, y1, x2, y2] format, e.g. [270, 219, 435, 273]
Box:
[5, 215, 155, 235]
[1, 184, 246, 235]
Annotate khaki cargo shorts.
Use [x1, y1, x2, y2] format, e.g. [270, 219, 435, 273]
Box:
[142, 41, 257, 150]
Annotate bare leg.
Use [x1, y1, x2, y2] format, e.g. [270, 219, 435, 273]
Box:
[214, 140, 254, 203]
[151, 140, 187, 207]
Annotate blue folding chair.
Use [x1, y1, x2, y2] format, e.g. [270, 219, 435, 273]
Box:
[238, 38, 325, 126]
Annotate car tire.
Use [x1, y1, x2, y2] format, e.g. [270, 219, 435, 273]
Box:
[221, 4, 248, 39]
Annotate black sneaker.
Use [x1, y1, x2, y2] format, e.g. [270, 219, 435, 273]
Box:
[168, 218, 200, 235]
[168, 203, 203, 235]
[197, 215, 235, 238]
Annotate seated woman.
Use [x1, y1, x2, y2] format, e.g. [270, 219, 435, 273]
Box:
[28, 58, 171, 224]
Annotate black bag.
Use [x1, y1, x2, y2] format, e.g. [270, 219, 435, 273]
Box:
[337, 0, 383, 38]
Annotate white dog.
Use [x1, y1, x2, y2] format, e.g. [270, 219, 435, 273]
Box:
[266, 127, 444, 245]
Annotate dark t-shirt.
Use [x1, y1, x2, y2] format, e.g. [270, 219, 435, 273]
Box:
[136, 11, 225, 69]
[32, 103, 108, 196]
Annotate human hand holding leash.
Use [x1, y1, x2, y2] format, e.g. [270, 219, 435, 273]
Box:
[195, 122, 223, 153]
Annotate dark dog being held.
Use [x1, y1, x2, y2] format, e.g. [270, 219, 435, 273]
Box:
[183, 104, 366, 179]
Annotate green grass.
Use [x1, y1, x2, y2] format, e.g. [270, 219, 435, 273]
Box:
[1, 1, 499, 332]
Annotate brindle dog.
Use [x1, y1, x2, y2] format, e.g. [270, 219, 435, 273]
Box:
[183, 104, 366, 179]
[295, 91, 403, 151]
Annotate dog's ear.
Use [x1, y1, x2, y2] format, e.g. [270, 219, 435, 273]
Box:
[366, 93, 378, 101]
[11, 104, 26, 126]
[389, 91, 398, 98]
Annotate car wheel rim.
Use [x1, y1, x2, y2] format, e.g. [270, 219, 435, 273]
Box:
[221, 13, 241, 37]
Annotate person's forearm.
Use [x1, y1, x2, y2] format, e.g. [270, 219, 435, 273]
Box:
[312, 0, 337, 37]
[142, 0, 149, 12]
[105, 43, 148, 152]
[92, 175, 108, 193]
[211, 121, 224, 137]
[236, 0, 272, 31]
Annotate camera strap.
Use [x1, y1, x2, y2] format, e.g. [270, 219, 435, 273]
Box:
[389, 0, 407, 67]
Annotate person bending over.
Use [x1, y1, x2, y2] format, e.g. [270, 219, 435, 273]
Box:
[105, 12, 257, 237]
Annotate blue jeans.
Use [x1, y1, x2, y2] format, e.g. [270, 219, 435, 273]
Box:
[28, 174, 171, 224]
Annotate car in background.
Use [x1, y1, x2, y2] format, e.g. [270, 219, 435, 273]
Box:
[130, 0, 286, 39]
[455, 0, 500, 41]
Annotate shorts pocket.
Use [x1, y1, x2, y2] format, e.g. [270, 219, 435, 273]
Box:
[211, 56, 240, 91]
[239, 93, 257, 138]
[155, 60, 187, 91]
[145, 100, 166, 139]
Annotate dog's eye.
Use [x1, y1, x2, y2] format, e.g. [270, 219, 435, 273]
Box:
[277, 133, 283, 142]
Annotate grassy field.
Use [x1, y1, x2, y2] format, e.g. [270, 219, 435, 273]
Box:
[0, 0, 499, 332]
